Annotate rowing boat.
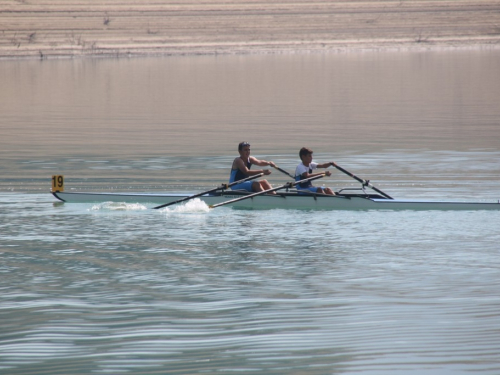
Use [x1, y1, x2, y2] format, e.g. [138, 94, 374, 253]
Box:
[51, 189, 500, 210]
[50, 165, 500, 210]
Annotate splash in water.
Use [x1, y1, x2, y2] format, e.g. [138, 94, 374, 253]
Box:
[160, 198, 210, 213]
[90, 201, 148, 211]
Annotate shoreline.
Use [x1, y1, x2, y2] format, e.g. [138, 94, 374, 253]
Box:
[1, 0, 500, 60]
[2, 38, 500, 62]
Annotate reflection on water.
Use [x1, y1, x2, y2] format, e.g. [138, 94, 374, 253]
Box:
[1, 50, 500, 374]
[1, 50, 499, 192]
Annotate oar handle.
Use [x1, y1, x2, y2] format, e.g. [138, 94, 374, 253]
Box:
[273, 165, 295, 178]
[332, 163, 393, 200]
[152, 173, 264, 209]
[210, 173, 326, 209]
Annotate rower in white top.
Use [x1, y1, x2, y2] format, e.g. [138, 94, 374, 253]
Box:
[295, 147, 336, 195]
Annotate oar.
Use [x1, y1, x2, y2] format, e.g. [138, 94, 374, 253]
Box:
[210, 174, 326, 209]
[152, 173, 264, 209]
[273, 165, 295, 178]
[332, 163, 393, 199]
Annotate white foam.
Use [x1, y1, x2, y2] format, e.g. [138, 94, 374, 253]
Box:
[90, 202, 148, 211]
[160, 198, 210, 213]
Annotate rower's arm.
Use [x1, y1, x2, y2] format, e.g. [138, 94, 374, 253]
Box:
[251, 157, 276, 168]
[301, 171, 327, 179]
[317, 161, 337, 169]
[237, 157, 271, 176]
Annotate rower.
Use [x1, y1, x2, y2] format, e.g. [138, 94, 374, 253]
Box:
[230, 141, 277, 194]
[295, 147, 336, 195]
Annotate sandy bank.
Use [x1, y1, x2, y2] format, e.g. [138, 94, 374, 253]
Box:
[1, 0, 500, 59]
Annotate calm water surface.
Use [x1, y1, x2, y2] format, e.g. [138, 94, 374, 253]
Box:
[1, 50, 500, 374]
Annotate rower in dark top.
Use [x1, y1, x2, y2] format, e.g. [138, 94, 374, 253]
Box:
[230, 141, 276, 193]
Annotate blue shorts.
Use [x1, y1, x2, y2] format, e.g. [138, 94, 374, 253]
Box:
[231, 181, 254, 192]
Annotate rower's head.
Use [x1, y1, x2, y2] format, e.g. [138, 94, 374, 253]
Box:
[299, 147, 313, 161]
[238, 141, 250, 151]
[238, 141, 251, 155]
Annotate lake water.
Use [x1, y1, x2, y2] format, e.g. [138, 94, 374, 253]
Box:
[1, 50, 500, 374]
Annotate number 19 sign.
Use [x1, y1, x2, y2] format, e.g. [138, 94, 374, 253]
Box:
[51, 175, 64, 192]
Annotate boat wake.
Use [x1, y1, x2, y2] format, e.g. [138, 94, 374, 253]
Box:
[90, 202, 148, 211]
[159, 198, 210, 213]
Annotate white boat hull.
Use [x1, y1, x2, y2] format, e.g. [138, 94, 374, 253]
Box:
[52, 191, 500, 211]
